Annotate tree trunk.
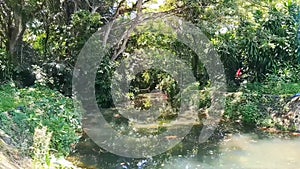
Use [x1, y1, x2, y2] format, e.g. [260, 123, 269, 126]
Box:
[8, 13, 25, 57]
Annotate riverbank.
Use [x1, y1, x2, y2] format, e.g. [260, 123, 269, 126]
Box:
[0, 129, 32, 169]
[0, 81, 299, 168]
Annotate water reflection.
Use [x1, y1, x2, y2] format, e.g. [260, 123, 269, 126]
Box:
[163, 134, 300, 169]
[70, 132, 300, 169]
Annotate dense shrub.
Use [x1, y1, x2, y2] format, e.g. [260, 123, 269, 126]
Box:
[211, 1, 299, 84]
[224, 80, 300, 129]
[0, 49, 13, 82]
[0, 83, 82, 156]
[224, 92, 265, 127]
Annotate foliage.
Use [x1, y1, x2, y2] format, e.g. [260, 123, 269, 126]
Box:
[125, 20, 209, 101]
[224, 93, 264, 127]
[175, 0, 299, 84]
[95, 54, 115, 108]
[0, 84, 82, 156]
[0, 84, 20, 112]
[244, 63, 300, 95]
[224, 80, 300, 129]
[0, 49, 14, 82]
[32, 126, 52, 168]
[214, 1, 299, 83]
[25, 9, 103, 93]
[266, 64, 300, 83]
[0, 0, 299, 159]
[0, 0, 45, 56]
[245, 81, 300, 96]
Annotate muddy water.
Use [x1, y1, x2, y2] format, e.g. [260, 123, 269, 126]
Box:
[70, 133, 300, 168]
[162, 134, 300, 169]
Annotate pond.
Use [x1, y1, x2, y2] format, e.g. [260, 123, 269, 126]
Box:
[69, 128, 300, 169]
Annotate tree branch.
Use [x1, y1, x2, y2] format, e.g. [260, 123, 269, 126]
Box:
[103, 0, 178, 60]
[84, 0, 100, 13]
[102, 0, 126, 47]
[112, 0, 143, 60]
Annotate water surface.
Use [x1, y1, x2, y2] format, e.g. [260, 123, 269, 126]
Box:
[71, 133, 300, 169]
[162, 134, 300, 169]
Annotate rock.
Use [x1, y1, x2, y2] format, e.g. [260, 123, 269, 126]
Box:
[0, 132, 32, 169]
[50, 156, 82, 169]
[282, 96, 300, 131]
[0, 129, 13, 145]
